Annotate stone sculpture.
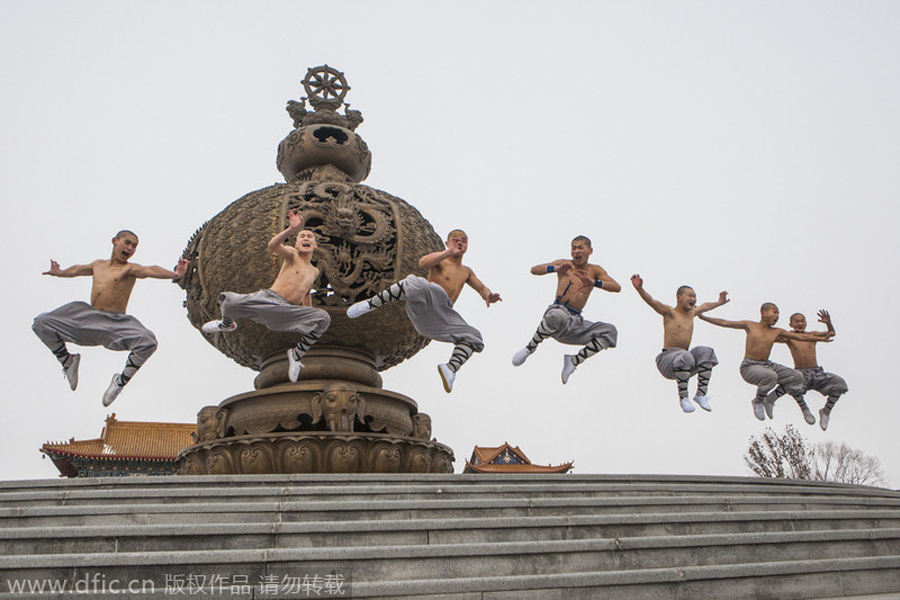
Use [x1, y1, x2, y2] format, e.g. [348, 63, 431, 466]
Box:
[177, 66, 455, 474]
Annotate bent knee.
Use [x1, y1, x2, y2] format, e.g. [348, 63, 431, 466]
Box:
[31, 314, 48, 334]
[670, 350, 695, 370]
[743, 370, 777, 388]
[832, 377, 849, 394]
[543, 316, 564, 332]
[460, 333, 484, 353]
[137, 333, 159, 355]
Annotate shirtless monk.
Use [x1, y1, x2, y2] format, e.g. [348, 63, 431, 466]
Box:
[631, 275, 729, 413]
[512, 235, 620, 384]
[202, 209, 331, 383]
[699, 303, 833, 422]
[347, 229, 501, 393]
[764, 310, 848, 431]
[33, 230, 189, 406]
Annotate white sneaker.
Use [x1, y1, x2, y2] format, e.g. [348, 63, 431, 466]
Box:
[680, 398, 696, 413]
[819, 409, 830, 431]
[801, 407, 816, 425]
[763, 391, 777, 420]
[438, 363, 455, 393]
[347, 301, 373, 319]
[103, 375, 124, 407]
[512, 347, 532, 367]
[63, 354, 80, 391]
[561, 355, 577, 384]
[201, 320, 237, 333]
[693, 395, 712, 412]
[752, 400, 766, 421]
[287, 349, 304, 383]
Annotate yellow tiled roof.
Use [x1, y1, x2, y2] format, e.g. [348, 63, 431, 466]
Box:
[41, 414, 195, 461]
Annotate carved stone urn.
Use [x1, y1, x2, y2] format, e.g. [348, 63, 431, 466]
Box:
[176, 65, 454, 475]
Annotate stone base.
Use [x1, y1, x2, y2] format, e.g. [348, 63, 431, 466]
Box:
[177, 432, 454, 475]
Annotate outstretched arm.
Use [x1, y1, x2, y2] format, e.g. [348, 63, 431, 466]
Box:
[694, 291, 730, 316]
[267, 209, 304, 260]
[778, 329, 834, 343]
[698, 313, 749, 330]
[467, 269, 502, 307]
[42, 260, 93, 278]
[132, 258, 190, 280]
[630, 274, 670, 316]
[530, 260, 571, 276]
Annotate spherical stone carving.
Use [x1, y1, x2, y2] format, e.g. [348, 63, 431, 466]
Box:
[182, 180, 443, 372]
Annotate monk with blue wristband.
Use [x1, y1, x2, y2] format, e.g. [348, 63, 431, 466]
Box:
[512, 235, 620, 383]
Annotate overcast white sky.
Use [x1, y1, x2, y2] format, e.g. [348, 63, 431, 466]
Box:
[2, 2, 898, 486]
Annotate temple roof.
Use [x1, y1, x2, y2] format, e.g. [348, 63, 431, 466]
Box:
[465, 443, 573, 474]
[41, 414, 195, 462]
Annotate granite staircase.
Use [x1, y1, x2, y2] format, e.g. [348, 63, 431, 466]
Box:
[0, 474, 898, 599]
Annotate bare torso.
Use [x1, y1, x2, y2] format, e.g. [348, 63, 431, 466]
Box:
[785, 338, 819, 369]
[662, 309, 695, 350]
[90, 260, 139, 313]
[269, 250, 319, 305]
[552, 263, 606, 312]
[744, 322, 785, 361]
[428, 259, 472, 304]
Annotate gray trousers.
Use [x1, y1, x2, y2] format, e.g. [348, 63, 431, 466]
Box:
[402, 275, 484, 351]
[739, 358, 805, 396]
[541, 304, 618, 348]
[800, 366, 848, 398]
[219, 289, 330, 338]
[656, 346, 718, 380]
[33, 301, 158, 367]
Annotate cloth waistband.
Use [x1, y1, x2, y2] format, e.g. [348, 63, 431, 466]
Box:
[262, 289, 290, 303]
[550, 303, 581, 315]
[742, 358, 773, 365]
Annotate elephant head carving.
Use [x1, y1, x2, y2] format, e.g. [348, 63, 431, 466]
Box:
[192, 406, 220, 443]
[412, 413, 432, 440]
[311, 382, 366, 432]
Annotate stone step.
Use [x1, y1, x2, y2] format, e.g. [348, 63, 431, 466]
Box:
[1, 557, 897, 599]
[2, 492, 898, 530]
[349, 555, 900, 599]
[3, 509, 899, 556]
[0, 475, 897, 598]
[2, 473, 893, 500]
[2, 530, 898, 587]
[1, 481, 893, 508]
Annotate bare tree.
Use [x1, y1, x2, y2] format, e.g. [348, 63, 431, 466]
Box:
[744, 425, 812, 480]
[811, 440, 887, 487]
[745, 426, 890, 488]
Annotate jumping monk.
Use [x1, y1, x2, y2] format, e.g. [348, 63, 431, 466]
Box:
[512, 235, 620, 384]
[764, 309, 848, 431]
[202, 209, 331, 383]
[347, 229, 501, 393]
[631, 274, 729, 413]
[33, 230, 189, 406]
[699, 303, 833, 422]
